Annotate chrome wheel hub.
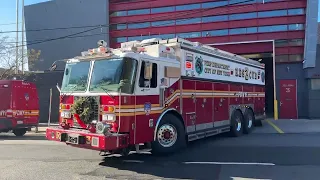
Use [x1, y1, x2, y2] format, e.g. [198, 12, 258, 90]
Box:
[248, 115, 253, 128]
[157, 124, 178, 148]
[236, 117, 242, 131]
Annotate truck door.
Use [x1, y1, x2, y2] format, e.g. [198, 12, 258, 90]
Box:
[213, 82, 229, 127]
[182, 80, 196, 133]
[195, 81, 213, 132]
[12, 81, 39, 126]
[135, 60, 159, 144]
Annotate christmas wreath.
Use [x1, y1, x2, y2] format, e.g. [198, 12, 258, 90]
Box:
[71, 97, 97, 125]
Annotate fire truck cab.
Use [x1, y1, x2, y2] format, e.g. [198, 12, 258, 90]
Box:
[46, 38, 265, 156]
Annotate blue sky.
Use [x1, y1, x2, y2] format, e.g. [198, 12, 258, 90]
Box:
[0, 0, 320, 39]
[0, 0, 51, 40]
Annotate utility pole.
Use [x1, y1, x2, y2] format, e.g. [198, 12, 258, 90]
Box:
[21, 0, 25, 74]
[15, 0, 19, 74]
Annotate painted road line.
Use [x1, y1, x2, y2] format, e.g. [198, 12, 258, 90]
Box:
[183, 162, 275, 166]
[266, 119, 284, 134]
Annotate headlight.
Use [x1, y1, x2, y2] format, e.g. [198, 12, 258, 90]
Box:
[96, 122, 111, 135]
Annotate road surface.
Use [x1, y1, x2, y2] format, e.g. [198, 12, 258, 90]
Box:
[1, 120, 320, 180]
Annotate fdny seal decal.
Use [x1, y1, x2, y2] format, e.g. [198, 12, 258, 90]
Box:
[195, 56, 204, 75]
[24, 93, 29, 101]
[144, 102, 151, 115]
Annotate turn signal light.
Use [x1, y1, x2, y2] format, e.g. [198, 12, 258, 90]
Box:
[60, 104, 71, 110]
[102, 105, 115, 113]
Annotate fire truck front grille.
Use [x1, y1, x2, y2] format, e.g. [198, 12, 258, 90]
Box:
[73, 96, 100, 127]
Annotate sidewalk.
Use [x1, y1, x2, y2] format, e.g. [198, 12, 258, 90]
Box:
[257, 119, 320, 134]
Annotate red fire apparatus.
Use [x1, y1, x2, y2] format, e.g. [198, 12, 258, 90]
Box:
[0, 80, 39, 136]
[46, 38, 265, 156]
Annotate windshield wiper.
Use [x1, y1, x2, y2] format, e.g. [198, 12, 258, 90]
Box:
[100, 87, 115, 100]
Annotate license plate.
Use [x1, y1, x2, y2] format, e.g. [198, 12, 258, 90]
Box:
[17, 120, 23, 124]
[61, 111, 71, 118]
[67, 134, 79, 144]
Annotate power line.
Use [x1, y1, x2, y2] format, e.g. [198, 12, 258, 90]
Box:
[7, 0, 258, 49]
[0, 0, 257, 34]
[3, 2, 255, 45]
[0, 24, 104, 34]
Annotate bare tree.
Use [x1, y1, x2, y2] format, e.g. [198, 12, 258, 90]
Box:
[0, 35, 41, 79]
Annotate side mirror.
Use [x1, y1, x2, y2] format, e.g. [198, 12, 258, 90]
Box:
[144, 62, 153, 80]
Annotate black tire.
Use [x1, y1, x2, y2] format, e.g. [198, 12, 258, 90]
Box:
[243, 109, 254, 134]
[151, 113, 186, 155]
[229, 110, 243, 137]
[13, 128, 27, 137]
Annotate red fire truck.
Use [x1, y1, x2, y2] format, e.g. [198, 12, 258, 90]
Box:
[0, 80, 39, 136]
[46, 38, 265, 156]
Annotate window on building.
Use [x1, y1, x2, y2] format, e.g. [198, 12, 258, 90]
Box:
[256, 0, 274, 3]
[247, 27, 258, 33]
[151, 20, 175, 27]
[110, 24, 127, 31]
[202, 0, 228, 8]
[139, 61, 158, 88]
[229, 28, 247, 35]
[258, 25, 287, 33]
[151, 6, 175, 14]
[202, 29, 228, 37]
[128, 35, 150, 41]
[311, 79, 320, 90]
[112, 37, 127, 43]
[230, 0, 256, 5]
[288, 8, 305, 15]
[127, 8, 150, 16]
[275, 55, 289, 62]
[176, 3, 201, 11]
[128, 22, 150, 29]
[289, 54, 303, 62]
[258, 10, 287, 18]
[289, 39, 304, 46]
[176, 18, 201, 25]
[150, 34, 175, 39]
[229, 12, 257, 20]
[288, 24, 304, 31]
[177, 32, 201, 38]
[275, 39, 289, 47]
[202, 15, 228, 23]
[110, 11, 126, 17]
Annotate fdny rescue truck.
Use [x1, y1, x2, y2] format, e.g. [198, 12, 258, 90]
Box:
[46, 38, 265, 156]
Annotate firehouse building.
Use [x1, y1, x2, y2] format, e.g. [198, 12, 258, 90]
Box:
[25, 0, 319, 119]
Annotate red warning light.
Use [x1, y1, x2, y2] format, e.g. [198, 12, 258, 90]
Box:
[186, 61, 193, 69]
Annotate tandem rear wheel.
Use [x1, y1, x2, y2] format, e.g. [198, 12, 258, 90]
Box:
[229, 110, 244, 137]
[151, 113, 186, 155]
[13, 128, 27, 137]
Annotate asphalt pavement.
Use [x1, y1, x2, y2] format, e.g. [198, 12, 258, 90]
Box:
[1, 119, 320, 180]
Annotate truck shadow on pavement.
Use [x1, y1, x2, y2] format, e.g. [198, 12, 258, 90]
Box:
[98, 133, 271, 180]
[0, 133, 46, 141]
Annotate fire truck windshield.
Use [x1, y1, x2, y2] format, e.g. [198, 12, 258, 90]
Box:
[89, 57, 138, 94]
[61, 61, 91, 92]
